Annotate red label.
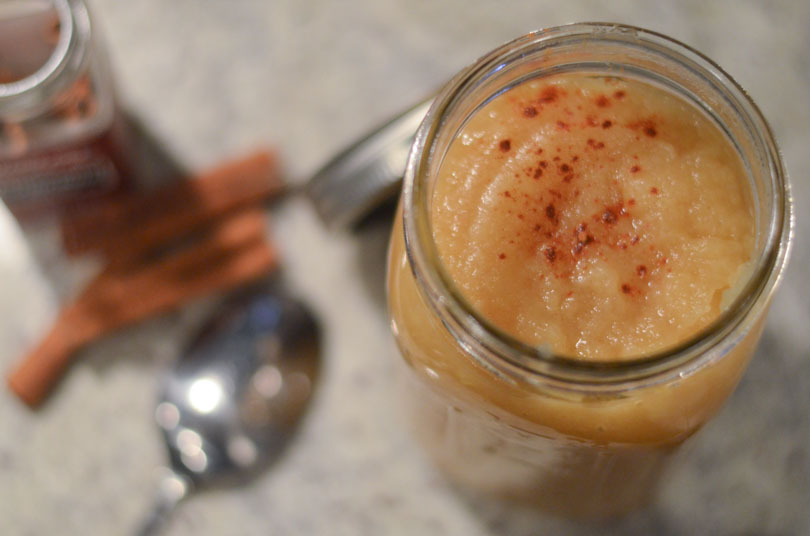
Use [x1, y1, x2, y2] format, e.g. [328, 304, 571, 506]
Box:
[0, 140, 124, 216]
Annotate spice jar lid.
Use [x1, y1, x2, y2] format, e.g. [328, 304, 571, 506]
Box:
[0, 0, 91, 119]
[306, 98, 431, 228]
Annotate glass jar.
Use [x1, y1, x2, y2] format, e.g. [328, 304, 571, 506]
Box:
[0, 0, 131, 217]
[387, 23, 792, 518]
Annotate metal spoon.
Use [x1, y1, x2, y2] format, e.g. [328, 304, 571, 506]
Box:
[136, 284, 320, 535]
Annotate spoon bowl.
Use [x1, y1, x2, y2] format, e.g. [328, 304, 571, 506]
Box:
[137, 284, 320, 535]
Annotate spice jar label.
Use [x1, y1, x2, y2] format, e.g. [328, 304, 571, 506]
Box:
[0, 143, 120, 209]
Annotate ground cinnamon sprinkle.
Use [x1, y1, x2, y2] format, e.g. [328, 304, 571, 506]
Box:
[431, 73, 755, 358]
[587, 138, 605, 150]
[44, 16, 60, 45]
[629, 118, 659, 138]
[539, 86, 560, 103]
[601, 208, 617, 224]
[54, 76, 97, 121]
[0, 69, 17, 83]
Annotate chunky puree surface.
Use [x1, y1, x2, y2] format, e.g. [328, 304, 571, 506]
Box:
[431, 74, 754, 359]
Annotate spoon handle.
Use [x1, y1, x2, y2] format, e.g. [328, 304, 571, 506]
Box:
[135, 471, 191, 536]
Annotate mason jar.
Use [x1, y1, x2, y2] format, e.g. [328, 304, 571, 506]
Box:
[386, 23, 792, 518]
[0, 0, 131, 217]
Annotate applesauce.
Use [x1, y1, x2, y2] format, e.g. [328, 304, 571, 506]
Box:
[431, 73, 754, 360]
[387, 25, 791, 518]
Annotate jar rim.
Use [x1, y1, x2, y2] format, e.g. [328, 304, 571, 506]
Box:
[0, 0, 90, 115]
[402, 22, 793, 388]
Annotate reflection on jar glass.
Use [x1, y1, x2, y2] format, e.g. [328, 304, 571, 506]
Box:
[0, 0, 132, 217]
[386, 23, 792, 519]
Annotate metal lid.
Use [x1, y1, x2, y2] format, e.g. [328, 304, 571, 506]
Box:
[0, 0, 91, 119]
[306, 98, 431, 228]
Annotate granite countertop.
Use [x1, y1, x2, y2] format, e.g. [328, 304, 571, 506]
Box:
[2, 1, 808, 535]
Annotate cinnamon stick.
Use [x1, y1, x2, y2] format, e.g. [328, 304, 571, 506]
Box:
[8, 208, 278, 407]
[60, 150, 283, 261]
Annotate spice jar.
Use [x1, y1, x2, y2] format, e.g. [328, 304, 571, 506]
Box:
[0, 0, 131, 217]
[387, 24, 792, 518]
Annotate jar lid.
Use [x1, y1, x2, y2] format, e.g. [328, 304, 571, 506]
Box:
[0, 0, 90, 119]
[306, 98, 431, 228]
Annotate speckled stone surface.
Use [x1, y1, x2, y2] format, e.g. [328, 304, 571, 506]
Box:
[2, 1, 808, 535]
